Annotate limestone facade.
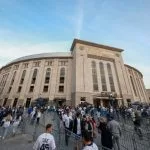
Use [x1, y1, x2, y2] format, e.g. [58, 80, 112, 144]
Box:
[0, 39, 148, 107]
[146, 89, 150, 102]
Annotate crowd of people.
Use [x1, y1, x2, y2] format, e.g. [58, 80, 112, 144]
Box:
[0, 105, 24, 139]
[1, 102, 150, 150]
[56, 105, 122, 150]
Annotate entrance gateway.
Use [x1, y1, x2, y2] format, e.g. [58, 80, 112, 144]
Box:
[93, 92, 120, 108]
[53, 98, 66, 107]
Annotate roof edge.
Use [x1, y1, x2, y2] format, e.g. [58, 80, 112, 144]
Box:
[124, 64, 143, 78]
[0, 55, 72, 71]
[70, 39, 124, 52]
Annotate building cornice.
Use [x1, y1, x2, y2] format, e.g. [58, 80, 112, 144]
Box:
[70, 39, 124, 52]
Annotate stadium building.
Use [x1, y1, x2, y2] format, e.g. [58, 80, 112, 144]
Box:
[0, 39, 148, 107]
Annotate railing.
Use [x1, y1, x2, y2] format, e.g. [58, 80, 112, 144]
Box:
[1, 110, 150, 150]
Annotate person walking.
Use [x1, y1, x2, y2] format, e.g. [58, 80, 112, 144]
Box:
[36, 109, 41, 125]
[73, 112, 82, 137]
[107, 115, 121, 150]
[133, 111, 143, 138]
[85, 115, 94, 140]
[64, 111, 73, 146]
[82, 131, 98, 150]
[12, 115, 21, 136]
[98, 117, 113, 150]
[33, 124, 56, 150]
[0, 113, 12, 140]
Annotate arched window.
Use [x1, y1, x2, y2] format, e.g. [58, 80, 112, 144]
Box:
[91, 61, 98, 91]
[130, 76, 137, 96]
[11, 71, 16, 85]
[99, 62, 107, 91]
[45, 68, 51, 84]
[31, 69, 38, 84]
[59, 68, 65, 83]
[107, 63, 115, 92]
[20, 70, 26, 84]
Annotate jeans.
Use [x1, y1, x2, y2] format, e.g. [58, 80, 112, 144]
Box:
[1, 127, 9, 139]
[113, 135, 120, 150]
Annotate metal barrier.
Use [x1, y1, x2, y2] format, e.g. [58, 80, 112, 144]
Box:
[2, 111, 148, 150]
[39, 112, 150, 150]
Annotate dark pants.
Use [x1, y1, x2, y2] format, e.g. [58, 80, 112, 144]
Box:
[65, 128, 70, 146]
[113, 135, 120, 150]
[36, 117, 40, 125]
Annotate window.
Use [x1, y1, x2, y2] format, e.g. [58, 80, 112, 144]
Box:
[29, 86, 34, 92]
[0, 74, 9, 87]
[20, 70, 26, 84]
[107, 63, 115, 92]
[0, 75, 5, 86]
[33, 61, 40, 67]
[59, 68, 65, 83]
[130, 76, 137, 96]
[23, 63, 28, 69]
[5, 67, 11, 73]
[45, 68, 51, 84]
[8, 87, 12, 93]
[92, 61, 99, 91]
[31, 69, 38, 84]
[59, 61, 68, 66]
[13, 98, 18, 107]
[45, 61, 53, 66]
[14, 65, 19, 70]
[60, 77, 65, 83]
[11, 71, 16, 85]
[43, 85, 49, 92]
[18, 86, 22, 93]
[59, 86, 64, 92]
[99, 62, 107, 91]
[25, 98, 31, 108]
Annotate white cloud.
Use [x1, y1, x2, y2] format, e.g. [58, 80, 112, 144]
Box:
[75, 0, 84, 38]
[0, 40, 71, 67]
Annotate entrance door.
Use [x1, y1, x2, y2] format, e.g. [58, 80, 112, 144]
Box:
[26, 98, 31, 108]
[13, 98, 18, 107]
[102, 99, 109, 107]
[93, 99, 101, 108]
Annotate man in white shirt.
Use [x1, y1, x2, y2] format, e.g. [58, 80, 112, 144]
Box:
[82, 131, 98, 150]
[64, 111, 73, 146]
[33, 124, 56, 150]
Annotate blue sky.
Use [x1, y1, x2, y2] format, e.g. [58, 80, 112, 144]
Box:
[0, 0, 150, 88]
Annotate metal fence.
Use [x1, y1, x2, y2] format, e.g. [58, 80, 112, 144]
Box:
[1, 111, 150, 150]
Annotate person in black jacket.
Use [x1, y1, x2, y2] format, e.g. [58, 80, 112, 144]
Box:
[98, 117, 113, 150]
[73, 113, 82, 137]
[81, 115, 86, 137]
